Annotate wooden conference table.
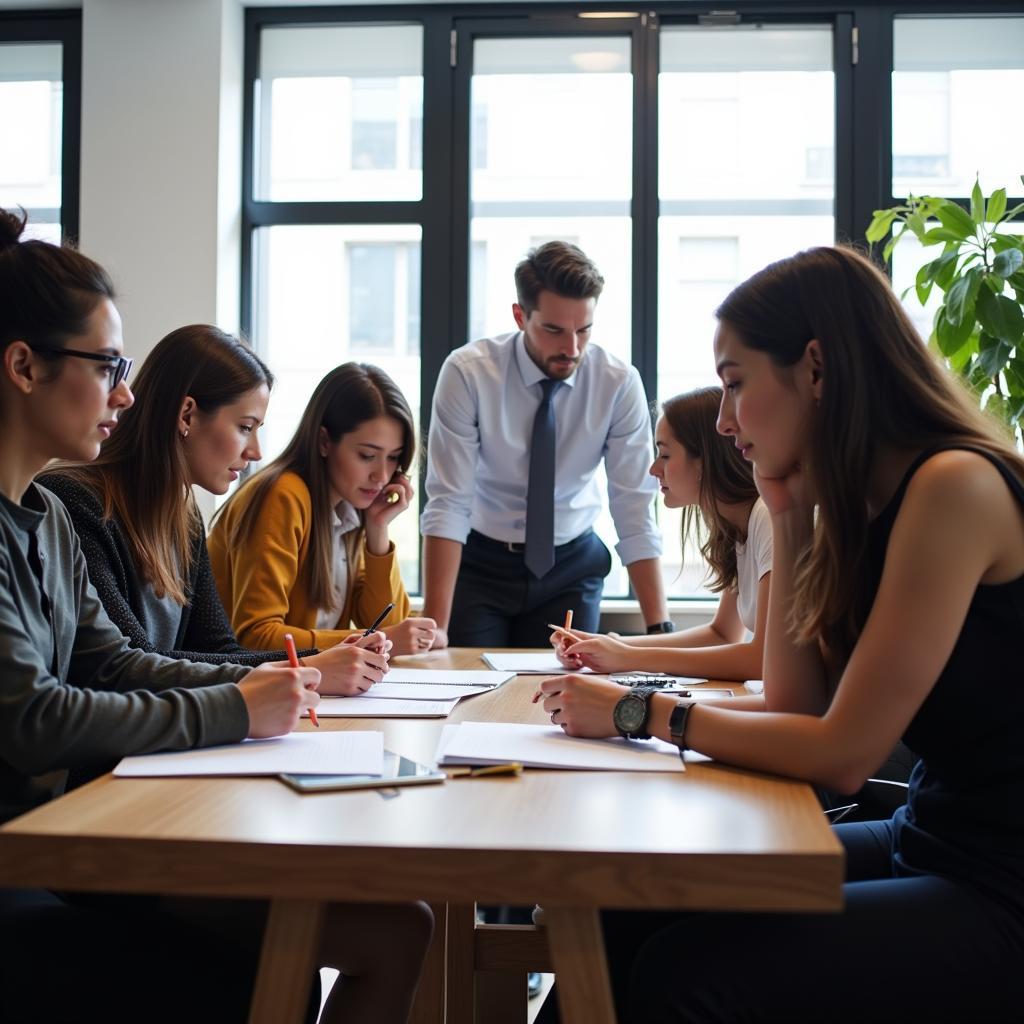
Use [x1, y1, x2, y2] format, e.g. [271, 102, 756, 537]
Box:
[0, 649, 842, 1024]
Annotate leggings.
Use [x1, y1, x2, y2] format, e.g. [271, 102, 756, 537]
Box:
[540, 821, 1024, 1024]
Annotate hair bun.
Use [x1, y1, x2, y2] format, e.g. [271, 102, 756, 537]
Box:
[0, 207, 28, 250]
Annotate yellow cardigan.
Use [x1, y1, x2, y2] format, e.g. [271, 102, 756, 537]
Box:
[207, 470, 410, 651]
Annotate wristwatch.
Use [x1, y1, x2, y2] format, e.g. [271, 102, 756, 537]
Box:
[646, 621, 675, 635]
[613, 686, 656, 740]
[669, 699, 697, 755]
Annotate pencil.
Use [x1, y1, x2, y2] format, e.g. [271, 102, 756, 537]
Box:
[283, 633, 318, 727]
[564, 609, 573, 632]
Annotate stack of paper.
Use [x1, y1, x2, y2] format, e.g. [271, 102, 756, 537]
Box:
[434, 722, 685, 773]
[114, 731, 384, 777]
[317, 696, 458, 718]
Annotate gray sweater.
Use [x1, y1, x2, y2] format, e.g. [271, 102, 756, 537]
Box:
[0, 483, 249, 824]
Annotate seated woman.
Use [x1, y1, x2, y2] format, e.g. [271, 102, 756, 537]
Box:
[553, 386, 770, 681]
[208, 362, 437, 656]
[0, 208, 431, 1024]
[537, 245, 1024, 1023]
[40, 325, 388, 696]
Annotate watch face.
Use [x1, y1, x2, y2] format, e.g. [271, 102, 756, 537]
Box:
[615, 694, 648, 734]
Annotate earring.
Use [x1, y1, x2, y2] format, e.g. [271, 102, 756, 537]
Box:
[180, 429, 189, 439]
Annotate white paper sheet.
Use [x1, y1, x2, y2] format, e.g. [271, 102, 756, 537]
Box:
[381, 668, 515, 686]
[316, 696, 458, 718]
[481, 653, 595, 674]
[434, 722, 684, 773]
[113, 731, 384, 778]
[360, 668, 514, 701]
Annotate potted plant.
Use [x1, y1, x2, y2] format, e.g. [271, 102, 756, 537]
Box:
[867, 176, 1024, 444]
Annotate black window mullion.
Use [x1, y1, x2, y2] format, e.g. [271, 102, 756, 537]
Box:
[631, 12, 659, 406]
[420, 12, 458, 476]
[850, 5, 894, 250]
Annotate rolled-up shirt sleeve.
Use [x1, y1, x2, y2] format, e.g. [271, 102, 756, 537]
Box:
[603, 367, 662, 565]
[421, 358, 481, 544]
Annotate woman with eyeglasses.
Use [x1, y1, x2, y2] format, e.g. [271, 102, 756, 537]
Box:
[40, 325, 390, 697]
[0, 207, 432, 1024]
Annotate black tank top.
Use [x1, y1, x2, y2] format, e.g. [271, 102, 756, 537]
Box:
[867, 447, 1024, 907]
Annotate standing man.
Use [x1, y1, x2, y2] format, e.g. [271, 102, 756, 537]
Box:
[421, 241, 669, 647]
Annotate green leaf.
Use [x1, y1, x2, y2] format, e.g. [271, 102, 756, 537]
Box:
[977, 287, 1024, 345]
[931, 250, 960, 292]
[947, 332, 978, 374]
[977, 333, 1014, 380]
[906, 210, 927, 238]
[882, 223, 906, 264]
[993, 248, 1024, 279]
[945, 267, 981, 325]
[1003, 201, 1024, 222]
[920, 227, 965, 244]
[866, 209, 899, 244]
[1004, 356, 1024, 395]
[935, 307, 976, 357]
[935, 202, 978, 240]
[915, 261, 934, 305]
[988, 188, 1007, 224]
[971, 178, 985, 223]
[992, 233, 1024, 253]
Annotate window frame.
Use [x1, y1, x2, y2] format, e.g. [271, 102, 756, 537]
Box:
[0, 10, 82, 242]
[241, 1, 1024, 604]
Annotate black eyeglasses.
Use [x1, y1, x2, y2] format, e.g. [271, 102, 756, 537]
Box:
[31, 347, 133, 392]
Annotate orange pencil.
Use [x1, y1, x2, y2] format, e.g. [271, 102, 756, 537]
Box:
[283, 633, 318, 727]
[564, 609, 573, 632]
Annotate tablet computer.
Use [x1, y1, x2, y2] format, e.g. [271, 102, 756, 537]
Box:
[279, 749, 446, 793]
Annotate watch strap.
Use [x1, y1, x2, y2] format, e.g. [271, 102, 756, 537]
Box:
[669, 699, 696, 758]
[646, 620, 675, 635]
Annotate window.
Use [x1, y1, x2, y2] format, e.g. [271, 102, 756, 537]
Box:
[247, 21, 425, 591]
[890, 15, 1024, 346]
[245, 7, 1013, 607]
[657, 23, 835, 596]
[892, 17, 1024, 199]
[0, 18, 79, 243]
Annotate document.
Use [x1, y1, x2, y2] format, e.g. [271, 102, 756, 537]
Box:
[482, 652, 595, 674]
[316, 696, 458, 718]
[434, 722, 685, 773]
[363, 668, 515, 701]
[114, 731, 384, 778]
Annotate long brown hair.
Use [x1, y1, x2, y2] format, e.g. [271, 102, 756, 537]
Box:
[215, 362, 416, 610]
[662, 387, 759, 593]
[51, 325, 273, 603]
[716, 244, 1024, 659]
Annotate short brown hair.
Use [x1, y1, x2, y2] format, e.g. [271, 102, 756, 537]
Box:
[514, 241, 604, 314]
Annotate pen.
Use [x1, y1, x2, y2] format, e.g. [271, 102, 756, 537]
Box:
[283, 632, 318, 728]
[362, 602, 395, 637]
[447, 762, 523, 778]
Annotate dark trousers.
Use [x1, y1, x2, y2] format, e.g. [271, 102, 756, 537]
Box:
[449, 529, 611, 648]
[0, 889, 320, 1024]
[538, 820, 1024, 1024]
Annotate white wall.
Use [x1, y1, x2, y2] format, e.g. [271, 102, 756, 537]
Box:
[79, 0, 244, 364]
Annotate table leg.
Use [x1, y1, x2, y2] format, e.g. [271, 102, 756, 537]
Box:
[248, 898, 325, 1024]
[446, 902, 478, 1024]
[409, 902, 448, 1024]
[545, 907, 615, 1024]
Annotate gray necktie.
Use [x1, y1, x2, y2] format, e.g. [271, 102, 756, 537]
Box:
[525, 378, 561, 579]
